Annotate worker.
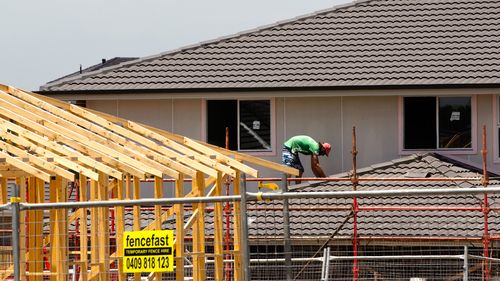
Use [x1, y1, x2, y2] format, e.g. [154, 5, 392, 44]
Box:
[282, 135, 331, 184]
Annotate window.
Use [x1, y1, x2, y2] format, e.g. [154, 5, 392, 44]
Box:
[206, 99, 272, 152]
[403, 96, 471, 150]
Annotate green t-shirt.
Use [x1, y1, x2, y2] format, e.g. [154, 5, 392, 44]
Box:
[284, 135, 320, 155]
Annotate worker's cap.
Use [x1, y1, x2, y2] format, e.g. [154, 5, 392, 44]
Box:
[322, 143, 332, 157]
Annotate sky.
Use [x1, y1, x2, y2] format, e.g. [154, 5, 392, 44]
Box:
[1, 0, 351, 91]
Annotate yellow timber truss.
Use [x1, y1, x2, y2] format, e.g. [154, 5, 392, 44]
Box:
[0, 84, 299, 281]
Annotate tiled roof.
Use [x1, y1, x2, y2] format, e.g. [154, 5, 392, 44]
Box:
[40, 0, 500, 92]
[243, 153, 500, 240]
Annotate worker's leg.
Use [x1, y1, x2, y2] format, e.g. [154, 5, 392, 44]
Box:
[282, 147, 304, 184]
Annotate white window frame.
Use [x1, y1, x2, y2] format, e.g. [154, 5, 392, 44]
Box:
[202, 98, 276, 156]
[493, 95, 500, 163]
[398, 95, 477, 155]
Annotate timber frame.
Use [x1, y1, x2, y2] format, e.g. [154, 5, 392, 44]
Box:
[0, 84, 299, 281]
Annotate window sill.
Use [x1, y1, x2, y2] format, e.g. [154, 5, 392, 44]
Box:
[240, 150, 276, 157]
[399, 149, 477, 156]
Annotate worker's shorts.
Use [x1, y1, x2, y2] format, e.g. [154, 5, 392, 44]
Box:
[282, 146, 304, 174]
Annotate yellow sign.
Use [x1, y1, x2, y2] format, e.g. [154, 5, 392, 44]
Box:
[123, 230, 174, 272]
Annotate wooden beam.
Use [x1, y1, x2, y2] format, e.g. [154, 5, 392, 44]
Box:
[175, 174, 184, 281]
[192, 171, 206, 281]
[126, 121, 236, 177]
[0, 90, 182, 178]
[27, 88, 299, 175]
[0, 177, 7, 204]
[213, 172, 224, 281]
[106, 110, 296, 176]
[0, 140, 74, 181]
[0, 151, 50, 182]
[78, 175, 89, 281]
[154, 177, 163, 281]
[0, 90, 166, 178]
[183, 137, 258, 177]
[129, 147, 195, 178]
[89, 178, 100, 280]
[0, 120, 120, 180]
[133, 176, 141, 281]
[49, 176, 68, 281]
[150, 122, 299, 176]
[0, 130, 99, 181]
[97, 172, 110, 281]
[0, 108, 126, 179]
[0, 170, 31, 178]
[233, 170, 242, 281]
[27, 177, 44, 281]
[114, 177, 126, 281]
[67, 105, 218, 177]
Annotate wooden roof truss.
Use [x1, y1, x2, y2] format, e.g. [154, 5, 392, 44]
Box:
[0, 84, 298, 181]
[0, 84, 298, 281]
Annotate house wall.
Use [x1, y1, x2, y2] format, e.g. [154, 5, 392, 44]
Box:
[277, 96, 399, 176]
[84, 95, 402, 180]
[87, 99, 203, 139]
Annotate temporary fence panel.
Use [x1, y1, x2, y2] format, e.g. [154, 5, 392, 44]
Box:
[2, 182, 500, 281]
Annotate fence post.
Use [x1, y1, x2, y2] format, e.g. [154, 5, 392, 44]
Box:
[240, 174, 251, 281]
[11, 183, 21, 281]
[321, 248, 327, 281]
[324, 247, 330, 281]
[463, 246, 468, 281]
[282, 173, 292, 281]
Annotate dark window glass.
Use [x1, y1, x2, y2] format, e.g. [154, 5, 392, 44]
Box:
[207, 99, 272, 151]
[207, 100, 237, 150]
[403, 96, 472, 150]
[404, 97, 436, 149]
[239, 100, 271, 150]
[438, 97, 471, 148]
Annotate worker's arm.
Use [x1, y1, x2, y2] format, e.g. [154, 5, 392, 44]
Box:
[310, 154, 326, 178]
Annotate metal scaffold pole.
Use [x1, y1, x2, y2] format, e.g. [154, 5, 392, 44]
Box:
[240, 174, 251, 281]
[12, 183, 21, 281]
[351, 126, 359, 281]
[282, 172, 292, 281]
[481, 125, 491, 281]
[463, 246, 469, 281]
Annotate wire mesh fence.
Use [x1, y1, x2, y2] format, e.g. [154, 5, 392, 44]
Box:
[1, 179, 500, 280]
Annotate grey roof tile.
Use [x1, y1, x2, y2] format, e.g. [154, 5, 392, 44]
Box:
[240, 153, 500, 240]
[40, 0, 500, 92]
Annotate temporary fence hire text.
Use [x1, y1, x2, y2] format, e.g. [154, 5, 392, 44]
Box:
[123, 230, 174, 272]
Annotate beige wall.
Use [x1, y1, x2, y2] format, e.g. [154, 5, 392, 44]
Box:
[83, 92, 500, 180]
[86, 95, 400, 178]
[87, 99, 202, 138]
[454, 94, 495, 170]
[340, 96, 399, 170]
[272, 96, 398, 177]
[279, 97, 342, 177]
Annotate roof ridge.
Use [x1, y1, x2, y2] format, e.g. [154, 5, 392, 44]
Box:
[40, 0, 372, 91]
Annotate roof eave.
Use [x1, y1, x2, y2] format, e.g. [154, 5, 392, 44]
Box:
[36, 83, 500, 96]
